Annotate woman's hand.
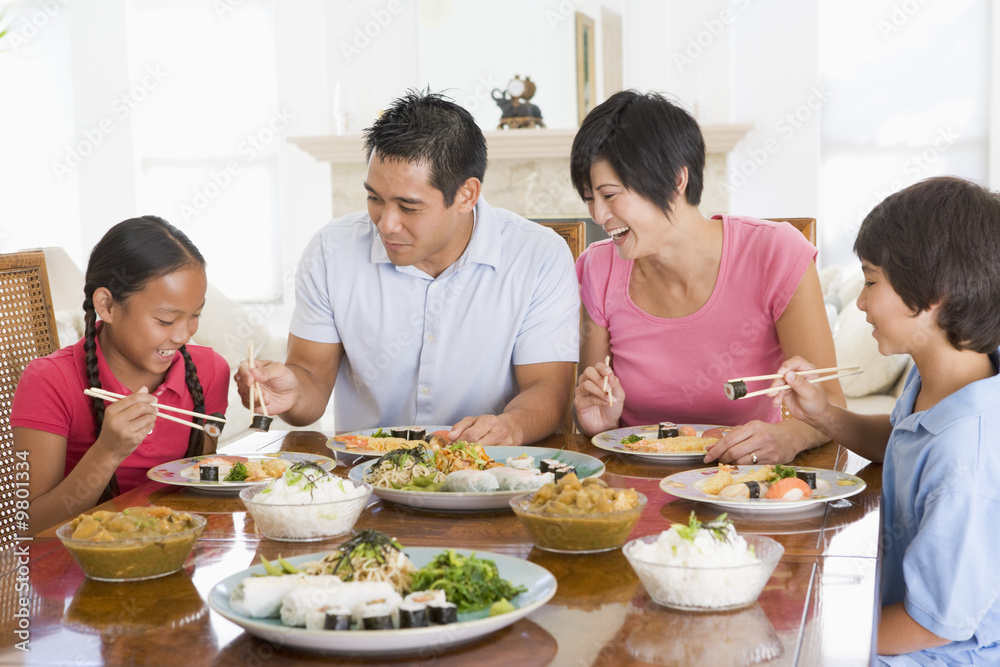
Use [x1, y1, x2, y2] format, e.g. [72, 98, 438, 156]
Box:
[574, 361, 624, 436]
[702, 418, 823, 465]
[94, 387, 158, 461]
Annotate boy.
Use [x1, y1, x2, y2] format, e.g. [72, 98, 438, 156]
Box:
[773, 176, 1000, 665]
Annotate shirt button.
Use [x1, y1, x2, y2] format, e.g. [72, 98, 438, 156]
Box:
[427, 334, 435, 343]
[431, 282, 440, 290]
[421, 386, 430, 395]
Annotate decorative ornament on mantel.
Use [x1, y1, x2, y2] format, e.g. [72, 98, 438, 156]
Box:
[492, 75, 545, 130]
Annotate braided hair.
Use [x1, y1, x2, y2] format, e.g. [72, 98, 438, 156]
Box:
[84, 216, 208, 503]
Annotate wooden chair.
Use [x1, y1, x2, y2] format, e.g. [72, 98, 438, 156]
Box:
[0, 251, 60, 547]
[533, 219, 587, 435]
[766, 217, 817, 246]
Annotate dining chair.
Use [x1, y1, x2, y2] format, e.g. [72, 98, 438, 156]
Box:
[533, 219, 588, 435]
[766, 217, 817, 246]
[0, 250, 60, 547]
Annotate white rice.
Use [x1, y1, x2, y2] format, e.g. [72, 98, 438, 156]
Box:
[625, 523, 762, 610]
[245, 469, 370, 540]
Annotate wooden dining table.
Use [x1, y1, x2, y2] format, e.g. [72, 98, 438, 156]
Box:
[0, 429, 882, 666]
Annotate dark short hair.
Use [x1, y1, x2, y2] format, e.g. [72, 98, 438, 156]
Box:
[363, 90, 487, 207]
[854, 176, 1000, 353]
[570, 90, 705, 211]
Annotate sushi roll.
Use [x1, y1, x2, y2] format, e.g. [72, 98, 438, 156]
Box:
[657, 422, 679, 439]
[398, 601, 429, 628]
[539, 459, 561, 474]
[404, 590, 446, 605]
[506, 454, 535, 470]
[426, 600, 458, 625]
[719, 480, 769, 499]
[795, 470, 818, 490]
[251, 414, 273, 432]
[390, 428, 408, 439]
[199, 464, 219, 482]
[323, 606, 352, 631]
[407, 428, 426, 441]
[552, 465, 576, 481]
[360, 600, 396, 630]
[765, 477, 813, 501]
[724, 380, 748, 400]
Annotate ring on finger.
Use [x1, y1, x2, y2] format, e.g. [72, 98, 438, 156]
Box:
[750, 452, 758, 464]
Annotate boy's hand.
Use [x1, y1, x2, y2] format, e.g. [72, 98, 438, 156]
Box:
[771, 356, 833, 428]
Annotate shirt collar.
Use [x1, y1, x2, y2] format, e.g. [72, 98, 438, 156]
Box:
[897, 349, 1000, 435]
[368, 196, 502, 273]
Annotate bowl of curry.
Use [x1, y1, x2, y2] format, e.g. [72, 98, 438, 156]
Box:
[510, 473, 646, 553]
[56, 506, 206, 582]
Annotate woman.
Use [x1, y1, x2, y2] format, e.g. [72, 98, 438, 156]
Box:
[571, 90, 844, 464]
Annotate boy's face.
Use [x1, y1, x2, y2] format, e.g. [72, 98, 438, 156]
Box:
[857, 261, 940, 356]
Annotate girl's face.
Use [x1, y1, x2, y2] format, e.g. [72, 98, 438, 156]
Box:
[583, 160, 670, 260]
[857, 261, 938, 356]
[99, 266, 206, 386]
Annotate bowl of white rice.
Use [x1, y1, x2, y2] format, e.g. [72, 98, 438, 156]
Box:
[240, 465, 372, 542]
[622, 516, 783, 611]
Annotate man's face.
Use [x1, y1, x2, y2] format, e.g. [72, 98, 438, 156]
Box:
[365, 152, 476, 278]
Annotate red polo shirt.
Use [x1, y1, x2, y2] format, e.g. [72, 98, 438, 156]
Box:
[11, 328, 230, 492]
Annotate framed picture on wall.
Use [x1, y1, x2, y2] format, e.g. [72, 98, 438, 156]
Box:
[575, 12, 596, 125]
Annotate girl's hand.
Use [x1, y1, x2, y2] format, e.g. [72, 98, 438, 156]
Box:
[770, 356, 834, 428]
[95, 387, 158, 461]
[235, 359, 300, 416]
[574, 361, 624, 436]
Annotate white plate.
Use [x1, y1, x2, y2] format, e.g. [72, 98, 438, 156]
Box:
[326, 425, 453, 458]
[659, 465, 866, 513]
[348, 446, 605, 511]
[591, 424, 729, 462]
[146, 452, 334, 493]
[207, 547, 557, 656]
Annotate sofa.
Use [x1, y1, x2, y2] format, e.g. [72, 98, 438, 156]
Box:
[40, 247, 311, 446]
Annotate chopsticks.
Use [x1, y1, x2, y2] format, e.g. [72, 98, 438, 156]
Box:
[724, 366, 862, 401]
[602, 355, 615, 407]
[83, 387, 223, 431]
[247, 341, 269, 418]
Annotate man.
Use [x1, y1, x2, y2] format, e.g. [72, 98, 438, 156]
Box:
[235, 90, 579, 446]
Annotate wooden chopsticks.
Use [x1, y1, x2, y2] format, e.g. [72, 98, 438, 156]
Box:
[602, 355, 615, 407]
[724, 365, 862, 401]
[83, 387, 225, 431]
[247, 341, 268, 418]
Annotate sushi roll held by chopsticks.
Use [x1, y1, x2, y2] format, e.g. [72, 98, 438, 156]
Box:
[246, 341, 273, 432]
[724, 365, 862, 401]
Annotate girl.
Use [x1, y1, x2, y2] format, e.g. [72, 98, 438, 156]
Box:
[11, 216, 229, 533]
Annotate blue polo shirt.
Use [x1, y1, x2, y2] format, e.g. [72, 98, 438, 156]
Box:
[878, 350, 1000, 666]
[289, 196, 579, 432]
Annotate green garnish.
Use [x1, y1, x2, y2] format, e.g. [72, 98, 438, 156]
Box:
[370, 428, 390, 438]
[673, 511, 733, 543]
[224, 462, 248, 481]
[409, 550, 526, 613]
[620, 434, 645, 444]
[773, 464, 797, 480]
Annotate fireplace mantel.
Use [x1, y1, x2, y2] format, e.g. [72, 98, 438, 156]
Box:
[289, 124, 752, 219]
[289, 125, 753, 164]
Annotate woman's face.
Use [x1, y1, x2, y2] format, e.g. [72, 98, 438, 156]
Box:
[583, 160, 669, 260]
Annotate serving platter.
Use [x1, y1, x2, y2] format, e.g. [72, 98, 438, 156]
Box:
[146, 452, 334, 493]
[326, 425, 453, 458]
[348, 446, 605, 511]
[659, 465, 866, 514]
[207, 547, 557, 656]
[591, 424, 729, 463]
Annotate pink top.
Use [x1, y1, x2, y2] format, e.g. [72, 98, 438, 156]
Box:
[577, 215, 817, 428]
[11, 330, 230, 492]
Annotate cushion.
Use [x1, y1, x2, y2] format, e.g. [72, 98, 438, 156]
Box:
[833, 301, 910, 397]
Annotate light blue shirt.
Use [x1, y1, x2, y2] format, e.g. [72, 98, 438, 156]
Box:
[878, 350, 1000, 666]
[289, 196, 579, 432]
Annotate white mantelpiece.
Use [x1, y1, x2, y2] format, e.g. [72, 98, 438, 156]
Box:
[289, 125, 752, 220]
